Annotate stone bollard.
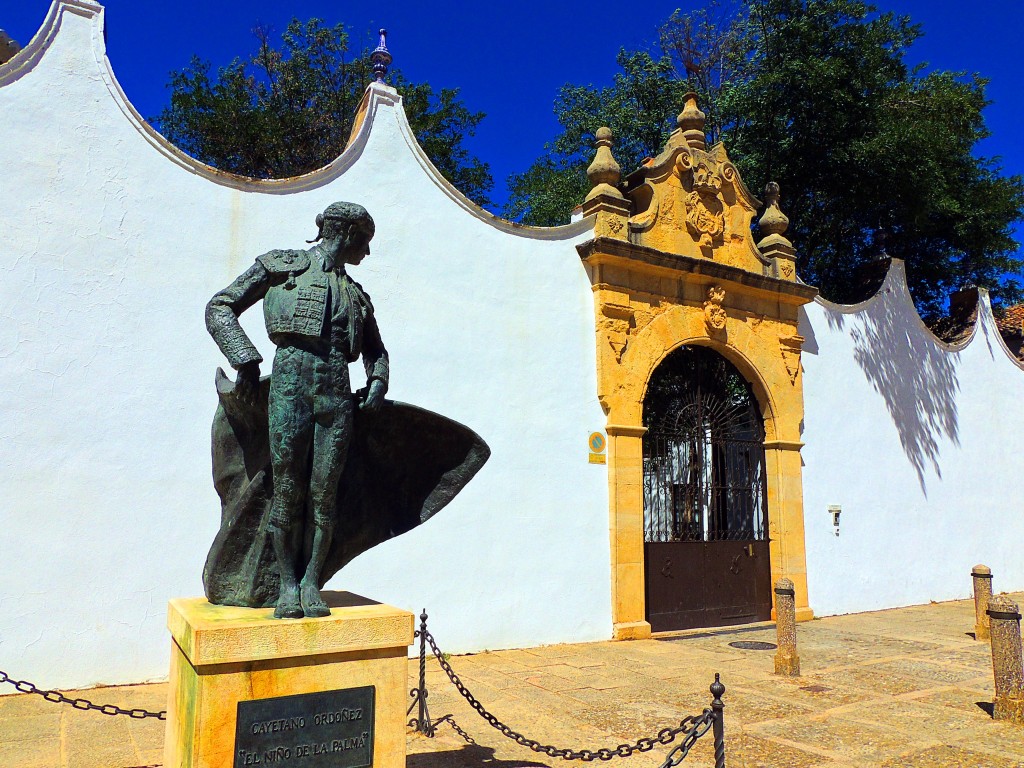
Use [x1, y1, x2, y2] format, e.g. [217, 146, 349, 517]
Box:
[987, 595, 1024, 723]
[973, 565, 994, 640]
[774, 578, 800, 676]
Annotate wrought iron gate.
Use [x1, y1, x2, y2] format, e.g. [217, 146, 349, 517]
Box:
[643, 346, 771, 632]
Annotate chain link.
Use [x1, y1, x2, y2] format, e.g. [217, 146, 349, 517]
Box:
[421, 629, 714, 763]
[444, 716, 477, 745]
[656, 716, 713, 768]
[0, 670, 166, 720]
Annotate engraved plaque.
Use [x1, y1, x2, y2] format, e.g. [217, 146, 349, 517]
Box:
[234, 686, 375, 767]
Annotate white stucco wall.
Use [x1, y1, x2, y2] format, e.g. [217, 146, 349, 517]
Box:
[0, 2, 610, 691]
[801, 261, 1024, 616]
[6, 0, 1023, 696]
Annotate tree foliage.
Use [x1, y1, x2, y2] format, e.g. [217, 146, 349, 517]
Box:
[156, 19, 493, 207]
[506, 0, 1024, 315]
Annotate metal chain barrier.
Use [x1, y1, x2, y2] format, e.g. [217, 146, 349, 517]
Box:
[418, 617, 725, 767]
[0, 670, 166, 720]
[441, 714, 477, 745]
[0, 608, 726, 768]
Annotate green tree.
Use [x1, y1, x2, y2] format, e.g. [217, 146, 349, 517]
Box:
[155, 19, 493, 207]
[507, 0, 1024, 316]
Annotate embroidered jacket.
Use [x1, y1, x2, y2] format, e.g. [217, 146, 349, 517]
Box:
[206, 249, 389, 386]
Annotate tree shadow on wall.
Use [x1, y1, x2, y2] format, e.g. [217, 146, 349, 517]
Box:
[848, 298, 960, 495]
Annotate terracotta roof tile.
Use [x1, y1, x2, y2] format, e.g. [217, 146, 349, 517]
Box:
[997, 304, 1024, 337]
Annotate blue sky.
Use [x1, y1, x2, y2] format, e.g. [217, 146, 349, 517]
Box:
[3, 1, 1022, 233]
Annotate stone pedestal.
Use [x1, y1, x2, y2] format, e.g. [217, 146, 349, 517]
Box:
[163, 593, 414, 768]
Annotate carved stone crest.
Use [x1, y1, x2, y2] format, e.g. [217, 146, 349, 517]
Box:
[703, 285, 727, 331]
[601, 302, 635, 362]
[680, 156, 725, 249]
[779, 335, 804, 383]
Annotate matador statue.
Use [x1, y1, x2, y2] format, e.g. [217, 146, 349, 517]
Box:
[204, 202, 489, 619]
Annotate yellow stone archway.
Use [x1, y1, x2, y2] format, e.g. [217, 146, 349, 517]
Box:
[578, 95, 817, 639]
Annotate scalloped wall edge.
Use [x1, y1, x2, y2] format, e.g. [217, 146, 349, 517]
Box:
[1, 1, 594, 239]
[813, 257, 1024, 372]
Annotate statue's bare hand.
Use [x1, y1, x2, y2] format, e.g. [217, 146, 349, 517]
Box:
[360, 379, 386, 413]
[235, 362, 261, 406]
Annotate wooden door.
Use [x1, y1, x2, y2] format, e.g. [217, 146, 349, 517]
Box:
[642, 347, 771, 632]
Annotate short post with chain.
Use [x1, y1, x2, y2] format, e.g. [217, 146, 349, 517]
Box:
[408, 609, 435, 735]
[710, 674, 726, 768]
[973, 565, 993, 641]
[774, 578, 800, 676]
[988, 595, 1024, 724]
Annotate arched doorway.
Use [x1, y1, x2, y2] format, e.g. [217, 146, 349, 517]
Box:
[642, 345, 771, 632]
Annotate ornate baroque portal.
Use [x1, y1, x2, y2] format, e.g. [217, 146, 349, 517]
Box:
[578, 96, 818, 639]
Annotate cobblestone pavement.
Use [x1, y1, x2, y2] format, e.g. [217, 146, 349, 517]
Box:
[1, 594, 1022, 767]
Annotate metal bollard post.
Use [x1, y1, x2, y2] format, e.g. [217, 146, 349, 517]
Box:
[409, 609, 435, 735]
[774, 578, 800, 676]
[710, 673, 726, 768]
[987, 595, 1024, 724]
[973, 565, 993, 641]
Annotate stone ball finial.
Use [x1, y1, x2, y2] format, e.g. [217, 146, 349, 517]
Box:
[677, 92, 706, 151]
[759, 181, 790, 239]
[371, 28, 392, 83]
[586, 126, 625, 202]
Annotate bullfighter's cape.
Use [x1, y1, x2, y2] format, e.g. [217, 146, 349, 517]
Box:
[203, 368, 490, 607]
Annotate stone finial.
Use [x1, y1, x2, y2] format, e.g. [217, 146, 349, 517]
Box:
[759, 182, 790, 240]
[0, 29, 20, 66]
[582, 127, 631, 240]
[987, 594, 1024, 723]
[973, 565, 994, 641]
[873, 227, 890, 260]
[585, 127, 625, 202]
[371, 29, 392, 83]
[677, 92, 706, 151]
[757, 182, 797, 280]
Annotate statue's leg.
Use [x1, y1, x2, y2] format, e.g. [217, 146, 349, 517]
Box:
[268, 348, 316, 619]
[300, 380, 355, 618]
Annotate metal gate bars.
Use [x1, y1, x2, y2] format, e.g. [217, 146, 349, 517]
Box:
[642, 346, 772, 631]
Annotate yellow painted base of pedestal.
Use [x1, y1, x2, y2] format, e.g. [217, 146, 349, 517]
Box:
[163, 593, 413, 768]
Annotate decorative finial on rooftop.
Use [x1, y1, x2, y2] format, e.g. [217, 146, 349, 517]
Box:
[586, 127, 625, 203]
[758, 182, 790, 240]
[758, 182, 797, 280]
[582, 127, 630, 240]
[677, 92, 706, 151]
[371, 29, 392, 83]
[0, 29, 21, 66]
[873, 227, 890, 261]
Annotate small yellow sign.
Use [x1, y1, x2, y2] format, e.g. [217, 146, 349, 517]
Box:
[589, 453, 607, 464]
[588, 432, 606, 454]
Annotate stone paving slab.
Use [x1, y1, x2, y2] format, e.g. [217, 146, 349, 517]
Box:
[2, 594, 1024, 766]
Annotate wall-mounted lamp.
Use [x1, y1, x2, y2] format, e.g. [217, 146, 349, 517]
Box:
[828, 505, 841, 536]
